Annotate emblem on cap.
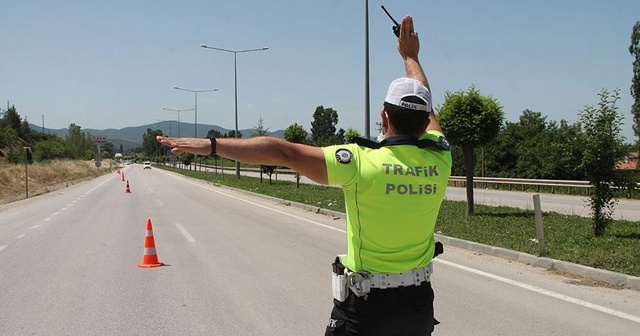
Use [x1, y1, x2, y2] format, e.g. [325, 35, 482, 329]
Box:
[335, 149, 353, 164]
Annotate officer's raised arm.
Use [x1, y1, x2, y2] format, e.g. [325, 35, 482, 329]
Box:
[397, 15, 442, 133]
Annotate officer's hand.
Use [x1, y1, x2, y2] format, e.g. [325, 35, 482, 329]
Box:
[397, 16, 419, 60]
[156, 136, 212, 156]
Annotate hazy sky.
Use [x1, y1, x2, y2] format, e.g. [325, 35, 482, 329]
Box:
[1, 0, 639, 142]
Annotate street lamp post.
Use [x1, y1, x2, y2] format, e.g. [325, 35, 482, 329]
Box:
[162, 107, 194, 138]
[173, 87, 218, 138]
[200, 44, 268, 178]
[173, 87, 218, 172]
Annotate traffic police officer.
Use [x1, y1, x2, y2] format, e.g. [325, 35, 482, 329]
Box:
[157, 15, 450, 336]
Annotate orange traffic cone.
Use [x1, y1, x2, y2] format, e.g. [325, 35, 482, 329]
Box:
[125, 180, 131, 193]
[138, 219, 164, 268]
[121, 172, 125, 181]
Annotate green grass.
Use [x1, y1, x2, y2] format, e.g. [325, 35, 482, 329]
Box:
[436, 202, 640, 277]
[164, 166, 640, 277]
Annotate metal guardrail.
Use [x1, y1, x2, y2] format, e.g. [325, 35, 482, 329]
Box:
[448, 176, 591, 188]
[260, 169, 593, 188]
[191, 164, 638, 196]
[448, 176, 640, 197]
[447, 176, 593, 195]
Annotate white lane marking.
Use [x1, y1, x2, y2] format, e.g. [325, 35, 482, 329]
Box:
[67, 203, 74, 207]
[60, 207, 67, 211]
[14, 234, 26, 239]
[165, 170, 640, 323]
[436, 259, 640, 324]
[52, 212, 59, 216]
[84, 177, 113, 195]
[43, 218, 51, 222]
[156, 199, 165, 207]
[175, 223, 196, 243]
[168, 173, 344, 233]
[0, 245, 7, 252]
[31, 224, 42, 229]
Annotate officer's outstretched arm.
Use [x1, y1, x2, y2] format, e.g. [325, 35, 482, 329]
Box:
[156, 136, 329, 185]
[397, 15, 442, 133]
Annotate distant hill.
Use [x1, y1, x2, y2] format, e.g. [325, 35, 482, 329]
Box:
[30, 122, 286, 151]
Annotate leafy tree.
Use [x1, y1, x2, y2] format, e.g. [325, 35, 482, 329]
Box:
[227, 130, 243, 138]
[579, 89, 627, 236]
[0, 106, 21, 149]
[20, 119, 32, 142]
[102, 142, 114, 158]
[335, 128, 346, 145]
[449, 145, 466, 176]
[1, 105, 22, 131]
[343, 128, 362, 144]
[0, 106, 47, 156]
[630, 21, 640, 148]
[477, 111, 585, 181]
[252, 115, 270, 137]
[0, 123, 12, 151]
[5, 144, 22, 164]
[65, 123, 93, 159]
[310, 106, 340, 146]
[284, 123, 308, 144]
[438, 86, 504, 215]
[2, 127, 20, 163]
[542, 120, 585, 180]
[142, 128, 163, 158]
[284, 123, 309, 188]
[514, 110, 551, 178]
[477, 123, 518, 178]
[34, 137, 66, 161]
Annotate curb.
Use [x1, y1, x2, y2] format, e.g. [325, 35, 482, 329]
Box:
[433, 235, 640, 292]
[179, 171, 640, 292]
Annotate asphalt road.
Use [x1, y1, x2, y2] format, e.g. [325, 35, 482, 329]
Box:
[1, 166, 639, 335]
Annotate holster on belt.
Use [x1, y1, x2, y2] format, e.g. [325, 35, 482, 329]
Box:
[331, 255, 349, 302]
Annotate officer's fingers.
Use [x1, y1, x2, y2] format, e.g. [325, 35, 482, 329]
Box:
[157, 136, 177, 145]
[401, 16, 415, 35]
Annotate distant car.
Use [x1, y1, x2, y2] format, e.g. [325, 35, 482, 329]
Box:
[143, 161, 152, 169]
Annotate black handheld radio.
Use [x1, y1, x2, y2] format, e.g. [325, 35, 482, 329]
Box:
[381, 5, 400, 37]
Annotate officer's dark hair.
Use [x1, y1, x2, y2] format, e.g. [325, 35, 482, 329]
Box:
[383, 96, 430, 135]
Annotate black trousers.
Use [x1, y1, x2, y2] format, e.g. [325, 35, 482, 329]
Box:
[324, 281, 436, 336]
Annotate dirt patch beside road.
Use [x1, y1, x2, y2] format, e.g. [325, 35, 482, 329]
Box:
[0, 160, 115, 204]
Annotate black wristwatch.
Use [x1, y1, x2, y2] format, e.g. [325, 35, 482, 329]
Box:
[208, 137, 217, 156]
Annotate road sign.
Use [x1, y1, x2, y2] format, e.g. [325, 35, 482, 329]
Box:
[92, 136, 107, 143]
